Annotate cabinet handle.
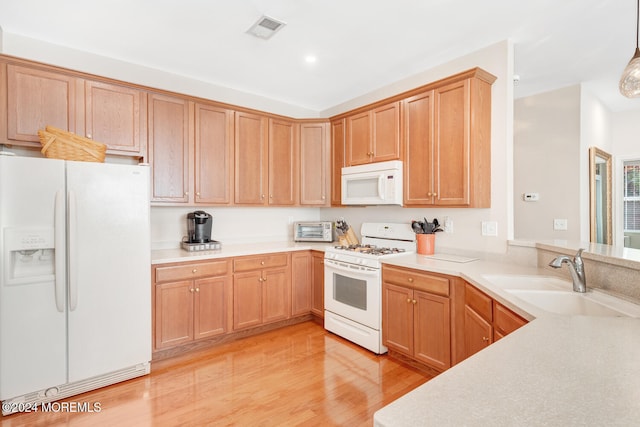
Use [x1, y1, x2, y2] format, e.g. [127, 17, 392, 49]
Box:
[196, 192, 200, 196]
[482, 337, 490, 342]
[189, 288, 195, 293]
[407, 277, 414, 283]
[261, 261, 265, 266]
[407, 298, 412, 303]
[322, 195, 325, 200]
[270, 194, 273, 199]
[427, 192, 432, 197]
[192, 269, 197, 273]
[195, 287, 200, 292]
[185, 192, 189, 196]
[432, 192, 437, 197]
[261, 194, 265, 199]
[258, 277, 263, 282]
[262, 276, 267, 282]
[412, 299, 417, 304]
[86, 133, 92, 139]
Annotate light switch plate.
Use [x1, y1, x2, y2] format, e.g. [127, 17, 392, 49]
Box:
[553, 219, 568, 230]
[481, 221, 498, 236]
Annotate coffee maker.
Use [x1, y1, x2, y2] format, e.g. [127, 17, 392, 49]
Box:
[187, 211, 212, 243]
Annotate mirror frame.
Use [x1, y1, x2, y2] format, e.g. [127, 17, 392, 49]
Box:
[589, 147, 612, 244]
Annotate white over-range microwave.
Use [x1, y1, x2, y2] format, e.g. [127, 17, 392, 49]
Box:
[341, 160, 403, 206]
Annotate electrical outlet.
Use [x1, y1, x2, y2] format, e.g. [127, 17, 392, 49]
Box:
[553, 219, 568, 230]
[443, 216, 453, 233]
[481, 221, 498, 236]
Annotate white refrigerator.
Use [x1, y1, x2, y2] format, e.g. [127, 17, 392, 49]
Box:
[0, 155, 151, 413]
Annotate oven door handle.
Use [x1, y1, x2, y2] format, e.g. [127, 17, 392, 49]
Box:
[324, 259, 379, 276]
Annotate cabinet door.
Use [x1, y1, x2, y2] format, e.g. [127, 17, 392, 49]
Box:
[233, 271, 263, 330]
[382, 283, 413, 356]
[300, 122, 329, 206]
[155, 280, 194, 349]
[493, 302, 527, 341]
[194, 276, 228, 340]
[235, 111, 268, 204]
[434, 79, 470, 206]
[331, 119, 346, 206]
[6, 64, 79, 145]
[403, 91, 435, 205]
[371, 101, 401, 162]
[148, 94, 191, 202]
[311, 251, 325, 317]
[262, 267, 291, 324]
[414, 290, 451, 370]
[85, 80, 145, 156]
[463, 305, 492, 359]
[195, 103, 234, 204]
[346, 111, 371, 165]
[291, 252, 312, 316]
[268, 118, 297, 205]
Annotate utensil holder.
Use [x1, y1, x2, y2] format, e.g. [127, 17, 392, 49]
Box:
[416, 234, 435, 255]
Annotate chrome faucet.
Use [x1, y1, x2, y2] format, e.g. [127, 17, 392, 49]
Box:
[548, 248, 587, 293]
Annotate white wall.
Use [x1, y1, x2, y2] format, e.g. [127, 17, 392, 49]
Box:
[514, 85, 581, 241]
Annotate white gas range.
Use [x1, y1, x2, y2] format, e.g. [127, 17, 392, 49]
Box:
[324, 222, 415, 354]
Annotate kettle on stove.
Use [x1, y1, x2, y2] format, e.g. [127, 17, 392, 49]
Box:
[187, 211, 212, 243]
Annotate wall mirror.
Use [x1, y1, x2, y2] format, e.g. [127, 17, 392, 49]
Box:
[589, 147, 612, 244]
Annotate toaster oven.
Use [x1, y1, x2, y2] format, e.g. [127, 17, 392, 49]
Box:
[294, 221, 334, 242]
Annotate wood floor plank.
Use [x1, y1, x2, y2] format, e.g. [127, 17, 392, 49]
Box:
[0, 322, 431, 426]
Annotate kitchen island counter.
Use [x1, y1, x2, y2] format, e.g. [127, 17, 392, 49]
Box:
[375, 253, 640, 426]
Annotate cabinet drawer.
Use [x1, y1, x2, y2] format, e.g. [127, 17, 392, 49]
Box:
[155, 260, 229, 283]
[493, 302, 527, 336]
[383, 266, 449, 297]
[233, 253, 289, 272]
[465, 283, 492, 322]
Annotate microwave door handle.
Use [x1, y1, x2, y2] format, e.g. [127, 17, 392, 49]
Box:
[378, 175, 385, 200]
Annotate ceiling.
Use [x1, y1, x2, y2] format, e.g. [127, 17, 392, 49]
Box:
[1, 0, 639, 113]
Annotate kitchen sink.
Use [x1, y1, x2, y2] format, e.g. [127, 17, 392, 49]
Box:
[482, 274, 640, 317]
[506, 290, 640, 317]
[481, 274, 572, 291]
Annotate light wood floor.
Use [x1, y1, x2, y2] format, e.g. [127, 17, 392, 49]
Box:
[1, 321, 431, 426]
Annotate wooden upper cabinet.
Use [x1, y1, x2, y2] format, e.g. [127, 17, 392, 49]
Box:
[194, 103, 234, 205]
[404, 71, 494, 207]
[85, 80, 146, 157]
[331, 119, 346, 206]
[346, 101, 400, 166]
[148, 93, 191, 202]
[268, 118, 298, 206]
[299, 122, 329, 206]
[234, 111, 268, 205]
[404, 90, 435, 205]
[6, 64, 80, 145]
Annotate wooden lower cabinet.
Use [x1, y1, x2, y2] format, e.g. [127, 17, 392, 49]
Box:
[232, 253, 291, 331]
[153, 259, 230, 351]
[463, 282, 528, 360]
[382, 265, 451, 372]
[291, 251, 312, 316]
[310, 251, 325, 318]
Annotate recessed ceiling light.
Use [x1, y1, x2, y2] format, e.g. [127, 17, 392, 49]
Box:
[246, 15, 286, 40]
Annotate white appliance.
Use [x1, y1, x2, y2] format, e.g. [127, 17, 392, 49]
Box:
[0, 155, 151, 414]
[324, 222, 415, 354]
[294, 221, 334, 242]
[341, 160, 403, 206]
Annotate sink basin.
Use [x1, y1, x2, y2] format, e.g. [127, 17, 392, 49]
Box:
[506, 290, 640, 317]
[482, 274, 571, 291]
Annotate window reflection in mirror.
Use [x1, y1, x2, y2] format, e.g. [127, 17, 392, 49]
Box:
[623, 160, 640, 249]
[589, 147, 612, 245]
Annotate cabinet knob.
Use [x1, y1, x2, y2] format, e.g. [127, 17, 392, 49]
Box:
[196, 192, 200, 196]
[427, 192, 432, 197]
[189, 288, 195, 293]
[367, 151, 374, 157]
[262, 276, 267, 282]
[185, 192, 189, 196]
[195, 287, 200, 292]
[192, 269, 197, 273]
[261, 261, 265, 266]
[261, 194, 265, 199]
[407, 298, 412, 303]
[408, 277, 414, 283]
[322, 195, 325, 200]
[482, 337, 490, 342]
[86, 133, 92, 139]
[432, 192, 437, 197]
[258, 277, 263, 282]
[412, 299, 417, 304]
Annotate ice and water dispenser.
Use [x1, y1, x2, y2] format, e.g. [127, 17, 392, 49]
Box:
[4, 228, 56, 285]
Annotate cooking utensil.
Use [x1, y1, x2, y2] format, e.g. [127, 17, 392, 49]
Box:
[412, 221, 423, 234]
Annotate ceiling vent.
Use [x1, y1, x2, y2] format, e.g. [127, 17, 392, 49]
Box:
[246, 15, 286, 40]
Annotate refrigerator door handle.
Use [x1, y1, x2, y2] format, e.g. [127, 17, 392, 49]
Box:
[54, 190, 65, 312]
[68, 190, 78, 311]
